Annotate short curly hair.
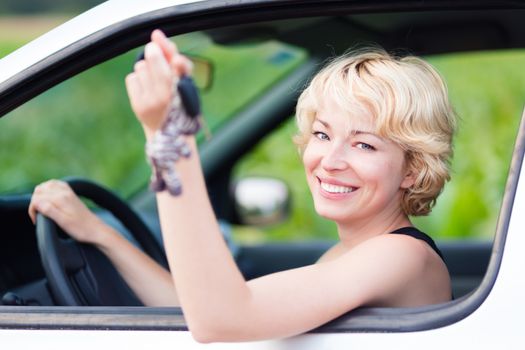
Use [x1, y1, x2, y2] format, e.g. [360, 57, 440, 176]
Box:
[294, 48, 456, 216]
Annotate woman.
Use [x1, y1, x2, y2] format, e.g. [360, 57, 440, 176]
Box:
[28, 30, 454, 342]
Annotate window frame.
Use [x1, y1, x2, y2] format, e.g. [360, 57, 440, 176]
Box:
[0, 0, 524, 334]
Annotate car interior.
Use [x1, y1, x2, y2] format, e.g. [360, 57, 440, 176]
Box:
[1, 5, 525, 332]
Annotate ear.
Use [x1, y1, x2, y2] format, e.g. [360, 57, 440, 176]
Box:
[400, 169, 417, 189]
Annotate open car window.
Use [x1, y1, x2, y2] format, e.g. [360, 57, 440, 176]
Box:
[0, 3, 524, 339]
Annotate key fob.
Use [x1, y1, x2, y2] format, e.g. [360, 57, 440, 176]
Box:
[177, 76, 201, 118]
[134, 50, 201, 118]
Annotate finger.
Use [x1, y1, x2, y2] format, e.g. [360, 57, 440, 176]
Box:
[54, 179, 70, 188]
[32, 198, 61, 223]
[144, 42, 172, 85]
[33, 183, 44, 194]
[30, 183, 50, 222]
[127, 59, 170, 130]
[144, 43, 173, 109]
[133, 60, 154, 102]
[126, 72, 143, 96]
[40, 179, 67, 191]
[151, 29, 177, 61]
[54, 187, 78, 207]
[29, 180, 72, 224]
[171, 54, 193, 76]
[125, 73, 144, 110]
[133, 60, 149, 85]
[28, 192, 51, 224]
[32, 180, 58, 198]
[34, 181, 53, 193]
[28, 197, 37, 224]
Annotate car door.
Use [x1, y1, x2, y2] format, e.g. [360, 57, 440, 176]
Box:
[1, 0, 524, 348]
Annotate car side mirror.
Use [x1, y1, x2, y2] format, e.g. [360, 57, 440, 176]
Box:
[232, 177, 291, 226]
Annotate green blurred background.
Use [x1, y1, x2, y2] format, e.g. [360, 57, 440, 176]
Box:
[1, 3, 523, 243]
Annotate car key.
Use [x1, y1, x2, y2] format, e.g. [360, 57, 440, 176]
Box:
[134, 50, 201, 119]
[134, 50, 204, 196]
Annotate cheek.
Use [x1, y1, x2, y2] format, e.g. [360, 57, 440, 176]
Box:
[382, 161, 407, 193]
[356, 156, 404, 188]
[302, 141, 318, 171]
[351, 155, 385, 177]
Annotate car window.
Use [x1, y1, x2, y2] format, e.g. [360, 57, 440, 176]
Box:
[0, 6, 523, 338]
[0, 31, 307, 197]
[232, 49, 525, 242]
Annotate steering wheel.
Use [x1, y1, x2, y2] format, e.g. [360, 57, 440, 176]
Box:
[35, 178, 169, 306]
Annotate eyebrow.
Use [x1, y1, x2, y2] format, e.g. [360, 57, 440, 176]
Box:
[352, 130, 378, 137]
[314, 118, 330, 129]
[314, 118, 384, 141]
[351, 130, 387, 144]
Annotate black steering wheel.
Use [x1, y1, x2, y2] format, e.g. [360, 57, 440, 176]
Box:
[36, 178, 169, 306]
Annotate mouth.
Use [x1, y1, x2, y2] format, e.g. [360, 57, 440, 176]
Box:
[317, 177, 358, 194]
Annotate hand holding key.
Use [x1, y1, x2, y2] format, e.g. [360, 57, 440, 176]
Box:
[125, 30, 202, 195]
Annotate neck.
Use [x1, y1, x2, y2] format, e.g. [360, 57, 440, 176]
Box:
[336, 207, 412, 250]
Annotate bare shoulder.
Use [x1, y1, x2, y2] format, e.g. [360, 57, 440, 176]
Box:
[337, 234, 451, 307]
[319, 234, 430, 264]
[346, 233, 433, 268]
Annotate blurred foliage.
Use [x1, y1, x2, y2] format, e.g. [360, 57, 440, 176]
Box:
[0, 32, 306, 198]
[414, 52, 524, 239]
[0, 0, 103, 14]
[0, 1, 103, 58]
[0, 51, 148, 196]
[0, 16, 72, 58]
[233, 50, 525, 242]
[0, 17, 523, 243]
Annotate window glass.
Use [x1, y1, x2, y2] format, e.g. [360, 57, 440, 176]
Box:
[232, 50, 525, 242]
[0, 31, 307, 196]
[0, 51, 144, 196]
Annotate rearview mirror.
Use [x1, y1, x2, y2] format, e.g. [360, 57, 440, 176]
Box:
[188, 55, 213, 91]
[133, 51, 213, 91]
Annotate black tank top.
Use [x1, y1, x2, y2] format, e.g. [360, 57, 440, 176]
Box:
[390, 226, 444, 261]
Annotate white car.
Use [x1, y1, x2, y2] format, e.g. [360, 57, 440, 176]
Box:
[0, 0, 524, 348]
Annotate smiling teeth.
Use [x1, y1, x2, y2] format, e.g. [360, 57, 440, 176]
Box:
[321, 182, 355, 194]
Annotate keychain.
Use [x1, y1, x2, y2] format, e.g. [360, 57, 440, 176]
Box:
[145, 76, 202, 196]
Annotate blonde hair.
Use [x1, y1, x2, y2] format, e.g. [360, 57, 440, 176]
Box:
[295, 48, 456, 216]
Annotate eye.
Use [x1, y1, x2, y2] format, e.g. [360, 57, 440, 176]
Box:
[312, 131, 330, 141]
[356, 142, 375, 151]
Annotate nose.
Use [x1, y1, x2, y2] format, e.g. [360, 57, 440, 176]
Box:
[320, 141, 349, 172]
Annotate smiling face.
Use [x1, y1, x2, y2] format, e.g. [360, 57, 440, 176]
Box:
[295, 50, 456, 217]
[302, 98, 415, 229]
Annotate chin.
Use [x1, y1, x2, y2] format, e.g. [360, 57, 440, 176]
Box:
[313, 202, 353, 223]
